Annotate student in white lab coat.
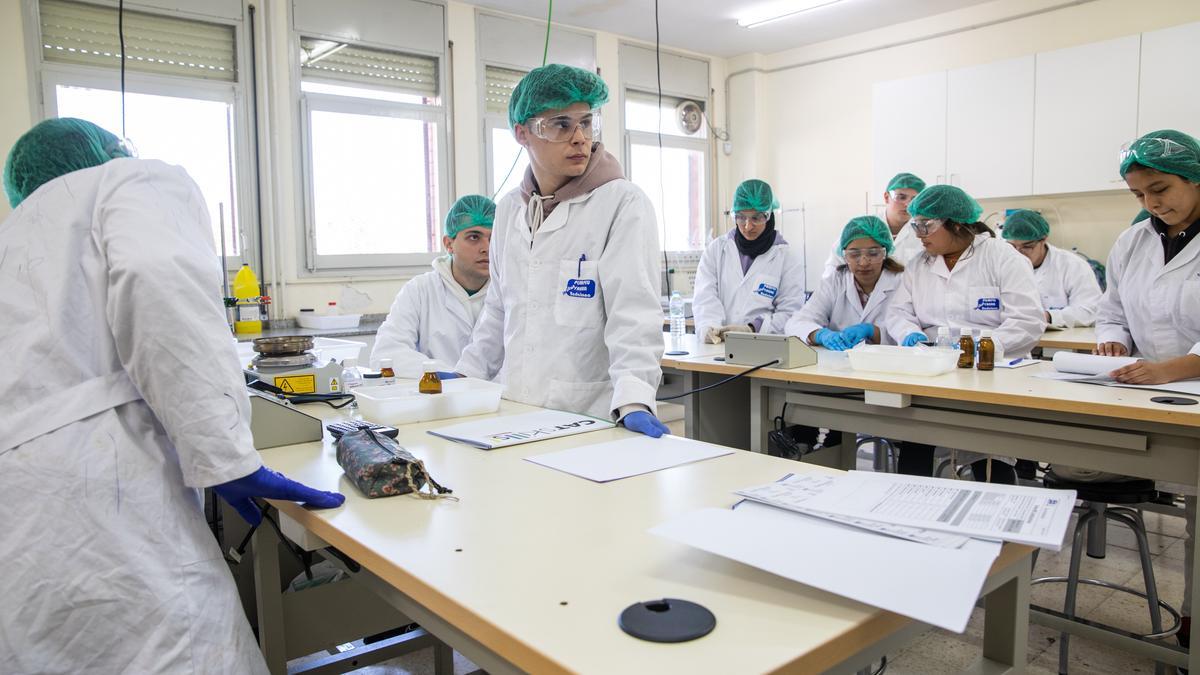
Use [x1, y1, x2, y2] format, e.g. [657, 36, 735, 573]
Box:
[1000, 209, 1102, 328]
[453, 65, 668, 437]
[0, 119, 343, 673]
[786, 215, 902, 349]
[372, 195, 494, 377]
[1089, 129, 1200, 644]
[693, 179, 806, 343]
[886, 184, 1046, 482]
[821, 172, 927, 280]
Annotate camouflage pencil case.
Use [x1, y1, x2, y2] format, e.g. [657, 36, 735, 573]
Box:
[335, 428, 453, 499]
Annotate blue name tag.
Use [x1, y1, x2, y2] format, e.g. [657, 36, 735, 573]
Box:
[975, 297, 1001, 311]
[755, 283, 778, 299]
[563, 278, 596, 298]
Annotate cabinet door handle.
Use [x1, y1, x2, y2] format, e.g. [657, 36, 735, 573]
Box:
[950, 173, 960, 186]
[936, 174, 945, 184]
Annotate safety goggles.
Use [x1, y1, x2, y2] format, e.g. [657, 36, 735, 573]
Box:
[844, 247, 886, 261]
[526, 109, 601, 143]
[1119, 137, 1193, 165]
[888, 190, 915, 203]
[106, 137, 138, 159]
[1010, 239, 1045, 253]
[908, 217, 945, 236]
[733, 212, 769, 226]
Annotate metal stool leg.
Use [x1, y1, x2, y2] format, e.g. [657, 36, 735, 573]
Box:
[1062, 508, 1098, 674]
[1108, 508, 1167, 675]
[1086, 502, 1108, 559]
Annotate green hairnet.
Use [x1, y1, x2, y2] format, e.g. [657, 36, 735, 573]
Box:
[444, 194, 496, 238]
[4, 117, 130, 208]
[732, 179, 778, 213]
[1119, 129, 1200, 183]
[508, 64, 610, 128]
[907, 184, 983, 223]
[840, 215, 894, 254]
[1131, 208, 1151, 226]
[886, 172, 926, 193]
[1001, 209, 1049, 241]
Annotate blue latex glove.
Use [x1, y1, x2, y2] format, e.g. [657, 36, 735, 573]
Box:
[814, 328, 851, 351]
[901, 332, 928, 347]
[214, 466, 345, 526]
[623, 411, 670, 438]
[434, 371, 462, 380]
[842, 322, 875, 346]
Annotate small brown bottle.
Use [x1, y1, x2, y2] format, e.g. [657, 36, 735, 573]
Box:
[419, 360, 442, 394]
[957, 328, 975, 369]
[976, 329, 995, 371]
[379, 358, 396, 385]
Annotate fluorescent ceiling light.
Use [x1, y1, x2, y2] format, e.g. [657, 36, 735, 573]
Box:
[737, 0, 845, 28]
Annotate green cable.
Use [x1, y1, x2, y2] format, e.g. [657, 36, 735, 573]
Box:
[492, 0, 554, 202]
[542, 0, 553, 66]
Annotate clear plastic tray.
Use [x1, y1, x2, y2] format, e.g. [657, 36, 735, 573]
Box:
[296, 313, 362, 330]
[353, 378, 504, 425]
[847, 344, 960, 377]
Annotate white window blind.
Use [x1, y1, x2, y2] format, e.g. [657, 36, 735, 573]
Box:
[300, 38, 438, 98]
[39, 0, 237, 82]
[484, 65, 525, 116]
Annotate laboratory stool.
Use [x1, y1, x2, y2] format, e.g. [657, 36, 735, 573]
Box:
[1033, 474, 1180, 674]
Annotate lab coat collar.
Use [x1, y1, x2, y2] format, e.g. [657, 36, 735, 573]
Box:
[433, 255, 487, 319]
[930, 233, 990, 280]
[843, 267, 900, 316]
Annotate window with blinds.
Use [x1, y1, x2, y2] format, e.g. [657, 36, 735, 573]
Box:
[300, 38, 438, 98]
[39, 0, 237, 82]
[484, 65, 525, 116]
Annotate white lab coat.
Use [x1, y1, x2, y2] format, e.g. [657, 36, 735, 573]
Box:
[372, 256, 488, 377]
[0, 160, 267, 673]
[455, 180, 664, 419]
[692, 230, 807, 338]
[786, 268, 902, 344]
[821, 224, 924, 281]
[886, 234, 1047, 359]
[1096, 218, 1200, 361]
[1035, 244, 1103, 329]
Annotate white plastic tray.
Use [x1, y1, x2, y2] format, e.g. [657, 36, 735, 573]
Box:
[354, 378, 504, 425]
[296, 313, 362, 330]
[847, 344, 960, 377]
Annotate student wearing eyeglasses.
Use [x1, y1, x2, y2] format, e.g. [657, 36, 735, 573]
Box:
[1000, 209, 1102, 329]
[693, 178, 806, 344]
[787, 215, 902, 349]
[821, 172, 928, 280]
[885, 185, 1045, 482]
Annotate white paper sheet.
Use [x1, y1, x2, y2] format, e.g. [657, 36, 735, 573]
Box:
[736, 474, 971, 548]
[1052, 351, 1140, 376]
[794, 471, 1076, 550]
[426, 410, 614, 449]
[524, 435, 733, 482]
[1034, 352, 1200, 396]
[994, 357, 1040, 369]
[650, 502, 1003, 633]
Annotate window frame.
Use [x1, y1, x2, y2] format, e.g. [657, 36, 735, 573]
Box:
[292, 29, 450, 276]
[479, 61, 527, 199]
[298, 89, 448, 270]
[23, 0, 259, 273]
[622, 89, 713, 254]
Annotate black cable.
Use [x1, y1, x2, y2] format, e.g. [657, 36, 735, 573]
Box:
[656, 359, 779, 401]
[118, 0, 127, 139]
[262, 508, 314, 581]
[654, 0, 671, 297]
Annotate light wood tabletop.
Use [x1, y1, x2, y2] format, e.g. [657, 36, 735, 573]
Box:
[261, 400, 1029, 674]
[1037, 326, 1098, 352]
[661, 350, 1200, 428]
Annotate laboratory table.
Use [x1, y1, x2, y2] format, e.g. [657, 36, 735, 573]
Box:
[663, 348, 1200, 670]
[256, 399, 1032, 674]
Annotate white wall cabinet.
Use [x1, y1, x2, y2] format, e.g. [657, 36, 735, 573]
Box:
[946, 56, 1035, 199]
[1138, 21, 1200, 136]
[1033, 35, 1140, 195]
[872, 71, 947, 194]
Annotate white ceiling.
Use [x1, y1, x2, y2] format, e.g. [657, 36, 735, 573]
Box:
[468, 0, 997, 59]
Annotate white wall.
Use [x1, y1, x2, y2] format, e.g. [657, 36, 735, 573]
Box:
[725, 0, 1200, 289]
[0, 0, 32, 220]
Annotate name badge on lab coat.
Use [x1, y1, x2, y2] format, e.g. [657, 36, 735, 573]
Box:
[563, 278, 597, 298]
[755, 283, 778, 299]
[974, 297, 1001, 311]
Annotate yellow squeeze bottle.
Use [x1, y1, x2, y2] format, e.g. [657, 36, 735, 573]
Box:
[232, 264, 263, 334]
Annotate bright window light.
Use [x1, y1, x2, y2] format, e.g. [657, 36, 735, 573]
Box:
[301, 80, 430, 106]
[629, 142, 707, 251]
[54, 84, 240, 255]
[308, 109, 439, 256]
[736, 0, 845, 28]
[490, 126, 527, 199]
